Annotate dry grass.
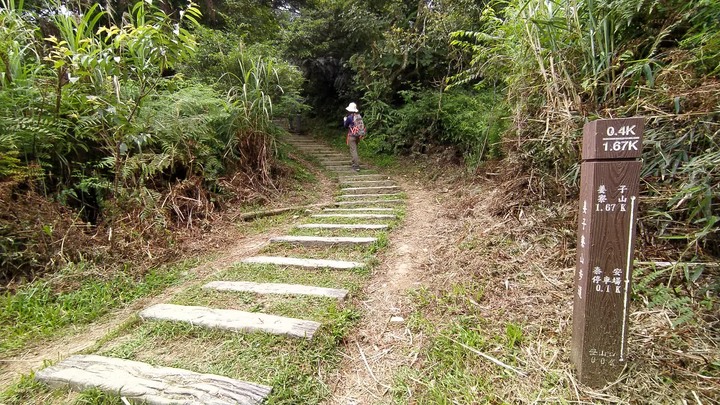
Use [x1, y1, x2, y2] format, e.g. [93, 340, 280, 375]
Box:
[371, 155, 719, 403]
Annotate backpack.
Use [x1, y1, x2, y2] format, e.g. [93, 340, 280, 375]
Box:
[350, 113, 366, 137]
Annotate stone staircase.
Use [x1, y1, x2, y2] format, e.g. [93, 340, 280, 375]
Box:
[34, 134, 404, 404]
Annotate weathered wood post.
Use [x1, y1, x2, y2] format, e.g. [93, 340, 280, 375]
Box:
[571, 117, 644, 387]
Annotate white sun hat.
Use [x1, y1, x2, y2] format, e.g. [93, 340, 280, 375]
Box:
[345, 102, 358, 112]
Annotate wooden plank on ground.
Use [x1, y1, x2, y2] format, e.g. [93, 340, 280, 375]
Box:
[204, 281, 348, 300]
[242, 255, 364, 269]
[139, 304, 321, 339]
[35, 354, 271, 405]
[297, 223, 389, 230]
[270, 235, 377, 245]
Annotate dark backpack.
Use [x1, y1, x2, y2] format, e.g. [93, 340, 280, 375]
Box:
[351, 113, 366, 137]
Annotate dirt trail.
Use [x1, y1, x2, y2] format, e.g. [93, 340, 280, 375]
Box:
[327, 178, 451, 404]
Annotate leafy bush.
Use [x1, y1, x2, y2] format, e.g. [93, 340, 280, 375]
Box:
[368, 87, 508, 167]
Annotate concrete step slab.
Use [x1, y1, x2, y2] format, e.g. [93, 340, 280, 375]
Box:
[339, 193, 403, 199]
[35, 354, 271, 405]
[311, 214, 396, 219]
[340, 186, 400, 194]
[242, 255, 364, 269]
[140, 304, 321, 339]
[298, 150, 339, 154]
[270, 235, 377, 246]
[332, 199, 403, 206]
[204, 281, 348, 300]
[297, 223, 389, 230]
[338, 175, 390, 181]
[340, 180, 396, 187]
[323, 208, 395, 212]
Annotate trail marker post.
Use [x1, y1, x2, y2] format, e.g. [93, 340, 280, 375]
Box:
[571, 118, 644, 387]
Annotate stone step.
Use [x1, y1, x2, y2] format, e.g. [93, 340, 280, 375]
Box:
[140, 304, 321, 339]
[329, 167, 359, 172]
[338, 175, 390, 181]
[35, 354, 271, 405]
[341, 186, 400, 194]
[297, 223, 389, 230]
[338, 193, 403, 199]
[311, 214, 396, 219]
[270, 235, 377, 246]
[299, 150, 339, 154]
[323, 208, 395, 212]
[204, 281, 348, 300]
[340, 180, 396, 187]
[332, 199, 403, 206]
[242, 255, 364, 269]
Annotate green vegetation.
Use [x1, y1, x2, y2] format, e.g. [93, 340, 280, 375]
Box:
[1, 0, 717, 402]
[0, 0, 307, 284]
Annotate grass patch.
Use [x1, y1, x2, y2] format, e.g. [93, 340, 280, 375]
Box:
[393, 315, 504, 403]
[236, 212, 296, 234]
[289, 227, 388, 238]
[392, 284, 526, 403]
[171, 286, 346, 323]
[0, 372, 123, 405]
[301, 215, 398, 226]
[259, 234, 388, 263]
[0, 260, 195, 356]
[212, 263, 368, 288]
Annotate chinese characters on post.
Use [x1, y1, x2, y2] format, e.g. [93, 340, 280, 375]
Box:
[572, 118, 644, 388]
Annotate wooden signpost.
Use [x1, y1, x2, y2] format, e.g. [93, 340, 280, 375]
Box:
[571, 117, 644, 387]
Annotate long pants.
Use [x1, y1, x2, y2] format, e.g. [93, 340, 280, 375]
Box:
[348, 136, 360, 169]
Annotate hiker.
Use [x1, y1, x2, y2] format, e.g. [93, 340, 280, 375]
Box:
[343, 102, 365, 172]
